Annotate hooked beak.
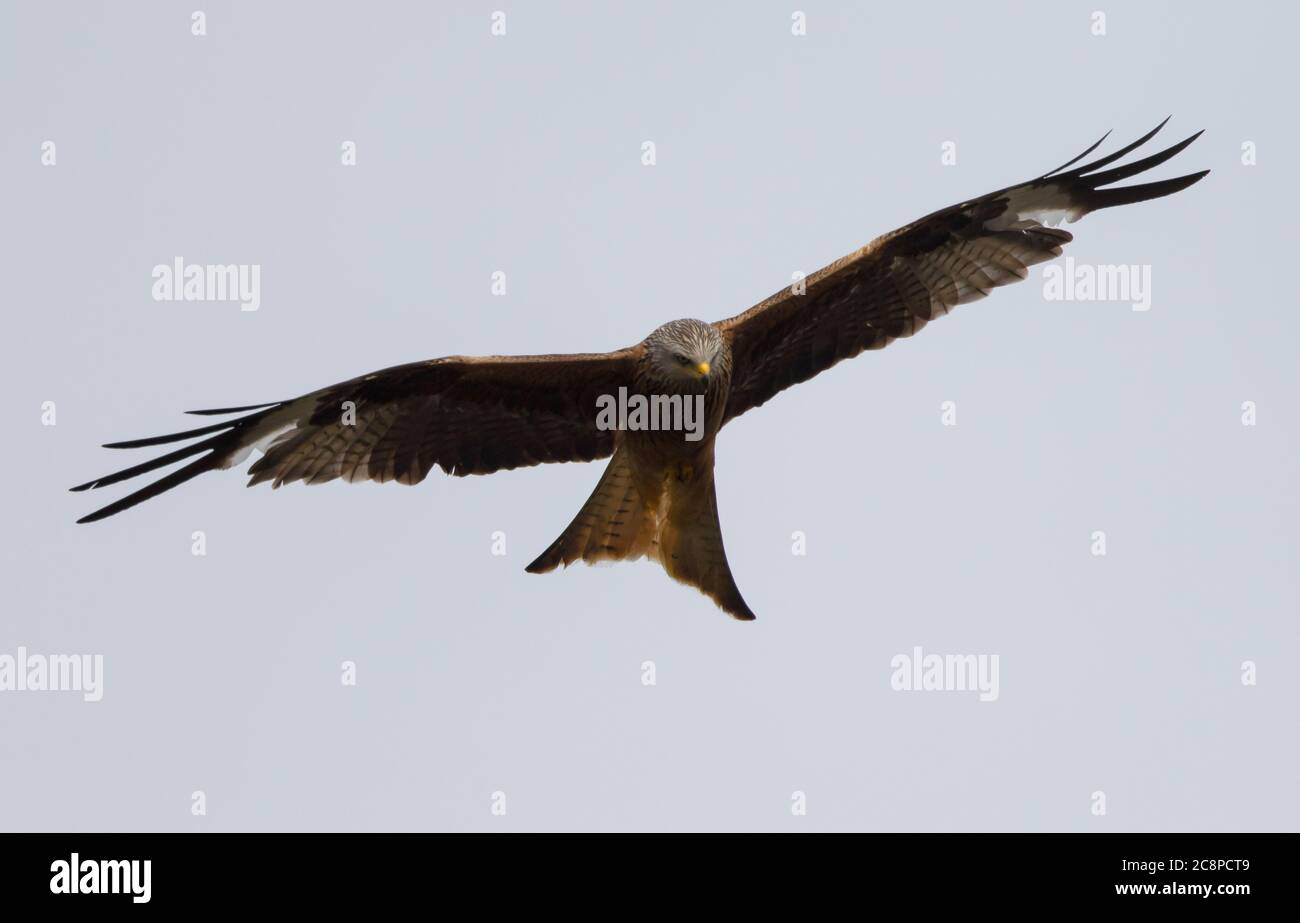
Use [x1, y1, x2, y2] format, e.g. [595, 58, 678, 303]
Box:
[695, 361, 711, 382]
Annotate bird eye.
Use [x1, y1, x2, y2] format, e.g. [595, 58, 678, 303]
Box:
[674, 353, 689, 364]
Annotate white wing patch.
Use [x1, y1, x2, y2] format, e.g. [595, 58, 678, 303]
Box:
[992, 183, 1087, 230]
[216, 397, 313, 470]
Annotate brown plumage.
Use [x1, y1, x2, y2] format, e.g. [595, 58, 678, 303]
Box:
[72, 120, 1208, 620]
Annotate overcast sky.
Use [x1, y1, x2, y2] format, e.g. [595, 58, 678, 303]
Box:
[2, 0, 1296, 831]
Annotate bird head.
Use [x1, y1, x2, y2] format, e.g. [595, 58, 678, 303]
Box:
[646, 319, 723, 390]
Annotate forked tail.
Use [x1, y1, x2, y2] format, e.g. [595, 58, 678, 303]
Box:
[525, 449, 656, 572]
[526, 449, 756, 620]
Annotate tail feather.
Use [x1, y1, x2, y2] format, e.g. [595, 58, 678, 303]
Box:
[526, 450, 756, 621]
[525, 450, 655, 572]
[657, 472, 755, 621]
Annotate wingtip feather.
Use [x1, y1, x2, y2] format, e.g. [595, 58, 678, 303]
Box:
[185, 401, 283, 416]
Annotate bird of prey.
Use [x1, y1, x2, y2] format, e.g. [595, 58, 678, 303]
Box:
[73, 119, 1207, 620]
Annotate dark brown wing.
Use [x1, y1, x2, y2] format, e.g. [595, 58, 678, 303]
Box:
[717, 119, 1208, 423]
[72, 349, 640, 522]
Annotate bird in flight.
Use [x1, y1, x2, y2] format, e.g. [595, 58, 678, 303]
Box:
[73, 119, 1207, 620]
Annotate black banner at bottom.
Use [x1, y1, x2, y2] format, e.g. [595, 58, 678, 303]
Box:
[0, 832, 1285, 907]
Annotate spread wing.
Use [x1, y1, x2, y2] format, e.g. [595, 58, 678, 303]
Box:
[717, 119, 1208, 423]
[72, 350, 640, 523]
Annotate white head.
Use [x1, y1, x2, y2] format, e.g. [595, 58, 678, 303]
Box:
[645, 319, 724, 389]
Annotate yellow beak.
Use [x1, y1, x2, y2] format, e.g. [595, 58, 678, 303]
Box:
[695, 362, 711, 377]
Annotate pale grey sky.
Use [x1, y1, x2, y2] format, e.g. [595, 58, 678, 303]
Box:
[2, 0, 1296, 831]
